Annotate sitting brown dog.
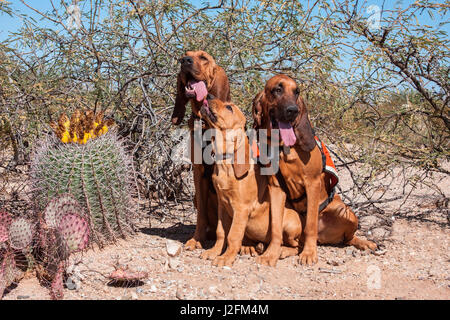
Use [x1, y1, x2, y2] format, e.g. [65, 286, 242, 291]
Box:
[198, 97, 302, 267]
[253, 74, 377, 266]
[170, 50, 230, 249]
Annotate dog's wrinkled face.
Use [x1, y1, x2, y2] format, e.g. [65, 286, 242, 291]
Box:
[179, 50, 217, 89]
[263, 75, 301, 147]
[253, 74, 315, 151]
[264, 75, 300, 125]
[201, 97, 250, 178]
[201, 97, 246, 131]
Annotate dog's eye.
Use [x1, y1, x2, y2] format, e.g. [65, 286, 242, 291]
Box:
[200, 55, 208, 61]
[272, 87, 282, 94]
[294, 88, 300, 95]
[226, 105, 233, 112]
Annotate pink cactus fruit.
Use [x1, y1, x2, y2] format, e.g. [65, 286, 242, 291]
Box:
[8, 217, 34, 250]
[0, 210, 12, 243]
[58, 213, 89, 254]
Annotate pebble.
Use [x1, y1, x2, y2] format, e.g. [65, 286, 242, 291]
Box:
[65, 277, 78, 290]
[208, 286, 219, 294]
[176, 287, 185, 300]
[345, 248, 355, 256]
[327, 257, 345, 266]
[168, 257, 180, 269]
[17, 295, 30, 300]
[149, 285, 157, 293]
[166, 239, 182, 257]
[373, 249, 387, 256]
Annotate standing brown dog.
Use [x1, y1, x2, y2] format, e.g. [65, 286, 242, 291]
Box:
[171, 50, 230, 250]
[253, 74, 376, 266]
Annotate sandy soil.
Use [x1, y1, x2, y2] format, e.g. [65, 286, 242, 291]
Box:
[1, 159, 448, 300]
[2, 213, 448, 300]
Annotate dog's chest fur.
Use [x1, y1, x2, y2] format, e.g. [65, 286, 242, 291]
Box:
[212, 165, 259, 214]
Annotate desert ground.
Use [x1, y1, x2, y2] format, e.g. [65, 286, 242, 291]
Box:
[1, 161, 449, 300]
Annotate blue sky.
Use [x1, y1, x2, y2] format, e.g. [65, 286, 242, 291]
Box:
[0, 0, 447, 89]
[1, 0, 448, 42]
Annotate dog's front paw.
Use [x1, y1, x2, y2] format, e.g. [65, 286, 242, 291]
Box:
[185, 238, 202, 251]
[280, 246, 299, 259]
[298, 246, 318, 266]
[239, 245, 259, 257]
[200, 248, 221, 260]
[213, 253, 237, 267]
[255, 253, 278, 267]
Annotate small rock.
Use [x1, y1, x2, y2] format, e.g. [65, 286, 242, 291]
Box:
[166, 239, 182, 257]
[149, 285, 157, 293]
[373, 249, 387, 256]
[223, 266, 232, 270]
[65, 277, 78, 290]
[208, 286, 219, 294]
[168, 257, 180, 269]
[17, 295, 30, 300]
[176, 287, 185, 300]
[327, 258, 344, 266]
[136, 288, 144, 294]
[345, 248, 355, 256]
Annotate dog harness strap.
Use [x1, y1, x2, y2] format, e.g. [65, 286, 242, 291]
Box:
[277, 136, 339, 212]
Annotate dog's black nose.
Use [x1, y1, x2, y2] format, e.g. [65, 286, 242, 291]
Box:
[180, 56, 193, 65]
[285, 105, 299, 120]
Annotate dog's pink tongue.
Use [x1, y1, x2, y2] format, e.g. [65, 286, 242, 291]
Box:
[278, 121, 296, 147]
[187, 80, 208, 102]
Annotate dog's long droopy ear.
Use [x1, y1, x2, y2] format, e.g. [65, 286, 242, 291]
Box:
[251, 91, 264, 129]
[171, 73, 188, 125]
[233, 129, 250, 179]
[294, 96, 316, 152]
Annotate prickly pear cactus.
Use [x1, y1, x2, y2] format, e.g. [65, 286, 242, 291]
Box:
[0, 211, 12, 244]
[58, 213, 89, 254]
[8, 217, 34, 250]
[31, 109, 138, 247]
[43, 193, 81, 228]
[0, 251, 17, 298]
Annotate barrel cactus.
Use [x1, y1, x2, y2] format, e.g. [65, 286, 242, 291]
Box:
[31, 109, 138, 247]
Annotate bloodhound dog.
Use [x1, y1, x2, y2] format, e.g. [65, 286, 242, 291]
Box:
[198, 97, 302, 266]
[252, 74, 376, 266]
[171, 50, 230, 250]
